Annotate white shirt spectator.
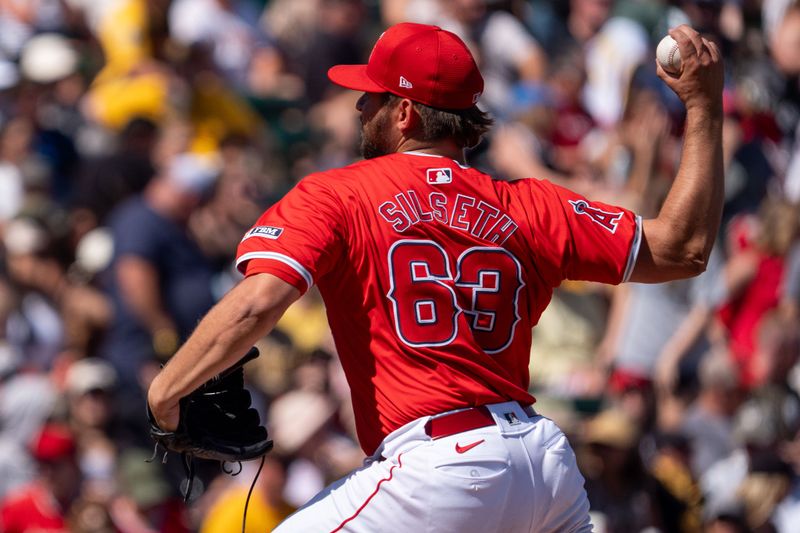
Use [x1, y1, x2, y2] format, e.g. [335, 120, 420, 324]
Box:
[169, 0, 269, 84]
[582, 17, 649, 128]
[0, 162, 24, 222]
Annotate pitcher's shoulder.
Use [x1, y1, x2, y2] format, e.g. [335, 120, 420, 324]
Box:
[307, 157, 389, 183]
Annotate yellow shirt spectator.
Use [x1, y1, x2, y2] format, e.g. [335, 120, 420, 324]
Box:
[96, 0, 152, 82]
[201, 486, 292, 533]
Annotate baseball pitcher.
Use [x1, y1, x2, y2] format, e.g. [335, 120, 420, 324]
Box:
[148, 22, 723, 532]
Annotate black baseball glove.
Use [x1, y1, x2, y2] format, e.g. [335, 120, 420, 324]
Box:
[147, 347, 273, 464]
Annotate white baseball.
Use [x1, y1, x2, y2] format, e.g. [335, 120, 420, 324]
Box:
[656, 35, 682, 75]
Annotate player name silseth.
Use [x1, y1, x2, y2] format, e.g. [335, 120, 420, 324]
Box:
[378, 190, 517, 245]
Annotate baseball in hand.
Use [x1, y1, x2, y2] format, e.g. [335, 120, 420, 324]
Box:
[656, 35, 682, 75]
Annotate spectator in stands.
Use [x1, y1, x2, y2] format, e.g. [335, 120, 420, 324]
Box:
[71, 117, 158, 232]
[718, 198, 800, 389]
[403, 0, 548, 117]
[0, 424, 81, 532]
[578, 409, 656, 531]
[102, 152, 219, 398]
[681, 350, 742, 477]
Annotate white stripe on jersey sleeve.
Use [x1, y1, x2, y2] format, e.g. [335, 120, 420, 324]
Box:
[236, 251, 314, 289]
[622, 215, 643, 283]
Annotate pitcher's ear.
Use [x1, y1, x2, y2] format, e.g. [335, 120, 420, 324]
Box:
[396, 98, 421, 135]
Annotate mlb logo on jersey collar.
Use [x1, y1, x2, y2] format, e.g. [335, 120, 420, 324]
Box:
[427, 168, 452, 184]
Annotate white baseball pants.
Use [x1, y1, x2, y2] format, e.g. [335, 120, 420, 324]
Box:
[272, 401, 592, 532]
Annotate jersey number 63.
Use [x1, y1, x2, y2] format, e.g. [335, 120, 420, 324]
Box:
[387, 239, 525, 354]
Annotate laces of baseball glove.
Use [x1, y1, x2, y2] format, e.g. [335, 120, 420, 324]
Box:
[180, 452, 196, 502]
[242, 455, 266, 533]
[167, 449, 265, 533]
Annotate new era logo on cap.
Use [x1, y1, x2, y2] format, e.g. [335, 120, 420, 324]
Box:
[427, 168, 452, 184]
[399, 76, 413, 89]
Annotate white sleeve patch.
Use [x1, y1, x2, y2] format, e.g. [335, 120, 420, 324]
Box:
[241, 226, 284, 241]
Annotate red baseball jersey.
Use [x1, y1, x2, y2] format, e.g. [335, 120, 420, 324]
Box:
[237, 152, 641, 454]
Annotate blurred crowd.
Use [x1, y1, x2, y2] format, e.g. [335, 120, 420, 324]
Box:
[0, 0, 798, 531]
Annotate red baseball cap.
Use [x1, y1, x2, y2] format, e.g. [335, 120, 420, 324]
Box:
[328, 23, 484, 110]
[30, 423, 76, 463]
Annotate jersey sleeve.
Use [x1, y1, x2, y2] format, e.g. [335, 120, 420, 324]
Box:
[517, 179, 641, 285]
[236, 174, 345, 293]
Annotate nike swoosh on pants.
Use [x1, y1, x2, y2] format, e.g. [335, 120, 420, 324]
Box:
[455, 439, 485, 454]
